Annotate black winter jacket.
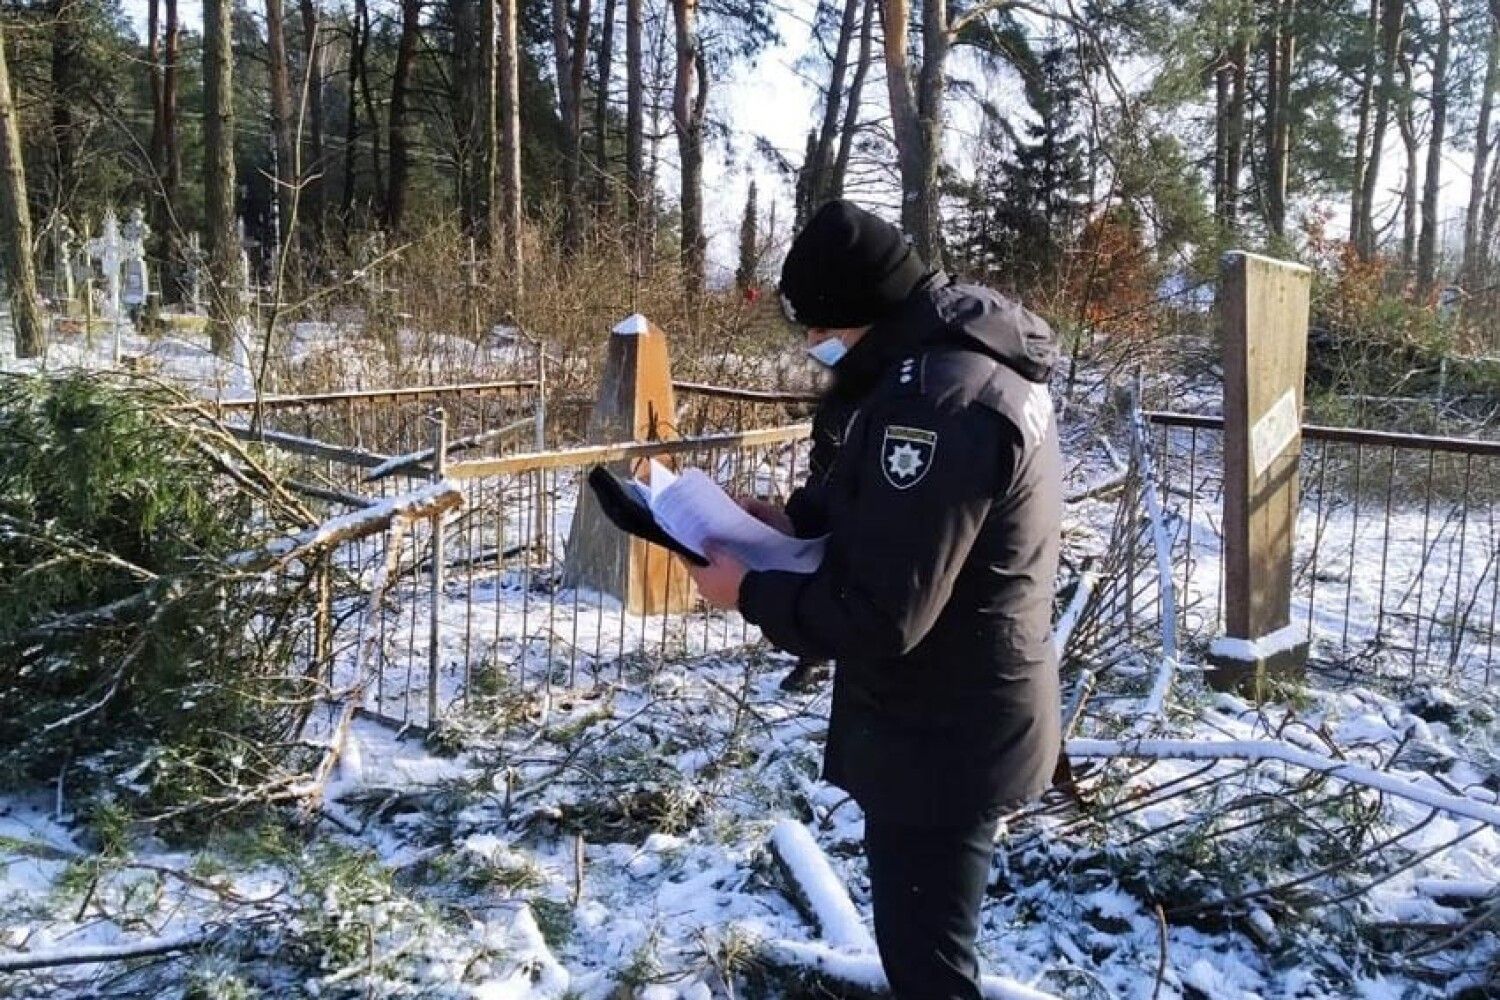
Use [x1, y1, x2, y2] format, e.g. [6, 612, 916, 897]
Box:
[739, 274, 1063, 825]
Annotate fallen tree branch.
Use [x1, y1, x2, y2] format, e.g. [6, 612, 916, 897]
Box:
[768, 820, 876, 953]
[759, 939, 1059, 1000]
[0, 928, 224, 972]
[1068, 738, 1500, 827]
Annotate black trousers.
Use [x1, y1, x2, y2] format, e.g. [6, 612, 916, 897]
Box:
[864, 813, 999, 1000]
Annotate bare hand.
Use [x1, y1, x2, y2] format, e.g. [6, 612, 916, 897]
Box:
[739, 496, 795, 535]
[685, 546, 748, 609]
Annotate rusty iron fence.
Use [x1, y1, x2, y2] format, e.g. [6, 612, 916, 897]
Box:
[1146, 412, 1500, 683]
[309, 420, 815, 731]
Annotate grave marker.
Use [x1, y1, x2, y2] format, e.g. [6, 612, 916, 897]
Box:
[1208, 251, 1313, 693]
[563, 314, 695, 616]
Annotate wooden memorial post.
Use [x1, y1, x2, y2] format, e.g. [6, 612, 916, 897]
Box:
[563, 314, 695, 615]
[1208, 251, 1313, 694]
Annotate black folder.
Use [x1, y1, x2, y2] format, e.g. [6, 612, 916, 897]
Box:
[585, 465, 709, 566]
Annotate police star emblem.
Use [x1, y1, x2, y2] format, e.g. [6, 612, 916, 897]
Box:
[881, 425, 937, 489]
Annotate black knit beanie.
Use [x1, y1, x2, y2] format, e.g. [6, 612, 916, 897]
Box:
[779, 200, 927, 328]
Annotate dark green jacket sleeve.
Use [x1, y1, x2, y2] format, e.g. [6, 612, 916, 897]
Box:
[739, 397, 1016, 661]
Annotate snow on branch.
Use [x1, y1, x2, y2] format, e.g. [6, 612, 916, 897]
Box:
[1068, 738, 1500, 827]
[229, 481, 464, 569]
[768, 820, 876, 953]
[760, 939, 1060, 1000]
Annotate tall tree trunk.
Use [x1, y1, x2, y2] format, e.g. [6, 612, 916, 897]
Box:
[51, 0, 83, 209]
[594, 0, 617, 216]
[625, 0, 645, 256]
[1359, 0, 1405, 259]
[882, 0, 946, 264]
[671, 0, 706, 294]
[829, 0, 875, 201]
[148, 0, 165, 185]
[298, 0, 325, 242]
[553, 0, 592, 250]
[203, 0, 240, 353]
[385, 0, 422, 230]
[805, 0, 860, 220]
[0, 24, 46, 358]
[1463, 3, 1499, 284]
[478, 0, 497, 243]
[160, 0, 181, 295]
[498, 0, 523, 300]
[267, 0, 298, 263]
[1398, 49, 1419, 273]
[1417, 0, 1452, 294]
[454, 0, 477, 230]
[1349, 0, 1378, 251]
[1225, 31, 1248, 233]
[1264, 0, 1295, 238]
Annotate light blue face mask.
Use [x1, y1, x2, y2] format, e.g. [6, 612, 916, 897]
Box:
[807, 335, 849, 368]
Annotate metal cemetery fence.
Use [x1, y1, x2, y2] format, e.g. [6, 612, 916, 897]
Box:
[1146, 412, 1500, 682]
[329, 422, 814, 730]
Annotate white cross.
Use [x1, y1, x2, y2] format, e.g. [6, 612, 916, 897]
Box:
[87, 209, 125, 364]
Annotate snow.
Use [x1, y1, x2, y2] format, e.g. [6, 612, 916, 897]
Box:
[1209, 622, 1308, 663]
[612, 314, 651, 336]
[768, 820, 875, 953]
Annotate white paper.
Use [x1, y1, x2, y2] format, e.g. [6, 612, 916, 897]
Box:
[645, 461, 825, 573]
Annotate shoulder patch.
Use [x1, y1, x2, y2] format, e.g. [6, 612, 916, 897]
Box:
[881, 424, 937, 489]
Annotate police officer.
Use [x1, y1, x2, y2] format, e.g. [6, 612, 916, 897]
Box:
[687, 200, 1062, 999]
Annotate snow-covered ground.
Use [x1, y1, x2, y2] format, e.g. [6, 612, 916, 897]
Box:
[2, 338, 1498, 998]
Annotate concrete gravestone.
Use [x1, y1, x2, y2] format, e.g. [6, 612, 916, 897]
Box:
[1207, 251, 1313, 694]
[563, 314, 696, 616]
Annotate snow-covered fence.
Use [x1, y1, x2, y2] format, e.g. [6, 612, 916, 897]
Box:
[1145, 411, 1500, 682]
[323, 422, 815, 730]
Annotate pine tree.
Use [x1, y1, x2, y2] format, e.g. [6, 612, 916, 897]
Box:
[989, 46, 1088, 288]
[736, 179, 759, 291]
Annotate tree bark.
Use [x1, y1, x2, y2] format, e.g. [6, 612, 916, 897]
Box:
[454, 0, 477, 228]
[385, 0, 422, 230]
[1225, 31, 1248, 233]
[0, 23, 46, 357]
[298, 0, 325, 242]
[498, 0, 523, 299]
[1349, 0, 1378, 251]
[51, 0, 83, 208]
[553, 0, 593, 250]
[267, 0, 298, 262]
[148, 0, 164, 185]
[477, 0, 497, 242]
[1264, 0, 1295, 238]
[1463, 3, 1499, 284]
[1397, 48, 1419, 273]
[882, 0, 945, 264]
[161, 0, 182, 294]
[594, 0, 617, 216]
[1358, 0, 1405, 259]
[805, 0, 860, 221]
[1417, 0, 1452, 294]
[671, 0, 707, 295]
[625, 0, 645, 256]
[830, 0, 875, 201]
[203, 0, 240, 353]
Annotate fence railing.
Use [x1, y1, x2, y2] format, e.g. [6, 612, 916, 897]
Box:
[327, 422, 815, 730]
[1145, 411, 1499, 683]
